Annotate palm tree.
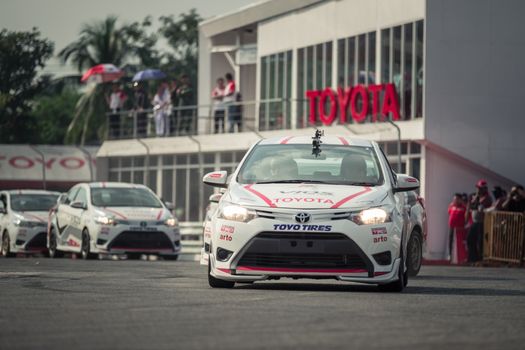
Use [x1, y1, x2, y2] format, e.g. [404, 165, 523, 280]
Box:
[59, 16, 128, 71]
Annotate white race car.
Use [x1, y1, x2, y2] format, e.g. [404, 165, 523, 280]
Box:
[47, 182, 181, 260]
[201, 133, 421, 292]
[0, 190, 59, 257]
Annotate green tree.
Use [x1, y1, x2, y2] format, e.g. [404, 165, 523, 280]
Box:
[0, 28, 54, 143]
[59, 15, 160, 71]
[30, 90, 81, 144]
[159, 9, 202, 86]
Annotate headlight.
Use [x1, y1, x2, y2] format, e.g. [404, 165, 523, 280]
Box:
[164, 217, 178, 227]
[94, 216, 116, 225]
[350, 207, 391, 225]
[13, 219, 33, 227]
[218, 203, 257, 223]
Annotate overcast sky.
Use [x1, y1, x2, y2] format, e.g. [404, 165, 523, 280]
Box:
[0, 0, 256, 75]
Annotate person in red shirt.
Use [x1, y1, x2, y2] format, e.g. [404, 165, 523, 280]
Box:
[448, 193, 467, 263]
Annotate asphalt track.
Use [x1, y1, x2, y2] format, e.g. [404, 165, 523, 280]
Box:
[1, 258, 524, 350]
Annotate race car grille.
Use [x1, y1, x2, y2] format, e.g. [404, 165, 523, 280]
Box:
[236, 232, 372, 273]
[238, 253, 367, 269]
[108, 231, 173, 251]
[25, 232, 47, 249]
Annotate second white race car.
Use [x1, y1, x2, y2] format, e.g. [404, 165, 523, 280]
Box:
[201, 133, 423, 292]
[47, 182, 181, 259]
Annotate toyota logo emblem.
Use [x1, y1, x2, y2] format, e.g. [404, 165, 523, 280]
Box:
[295, 212, 311, 223]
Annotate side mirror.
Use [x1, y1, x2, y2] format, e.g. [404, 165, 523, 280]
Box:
[164, 201, 175, 211]
[70, 201, 87, 210]
[58, 193, 68, 205]
[203, 171, 228, 188]
[393, 174, 420, 193]
[209, 193, 223, 203]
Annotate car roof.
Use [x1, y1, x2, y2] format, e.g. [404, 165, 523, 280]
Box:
[258, 135, 375, 147]
[5, 189, 60, 195]
[88, 182, 148, 189]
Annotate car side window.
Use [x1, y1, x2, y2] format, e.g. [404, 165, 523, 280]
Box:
[66, 187, 80, 205]
[0, 194, 7, 213]
[74, 188, 88, 207]
[379, 147, 397, 186]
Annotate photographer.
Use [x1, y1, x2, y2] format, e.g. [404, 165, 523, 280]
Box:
[502, 185, 525, 213]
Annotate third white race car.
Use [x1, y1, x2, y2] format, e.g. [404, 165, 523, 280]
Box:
[201, 133, 423, 292]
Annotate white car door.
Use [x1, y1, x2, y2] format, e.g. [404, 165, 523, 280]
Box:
[56, 187, 80, 248]
[67, 187, 89, 245]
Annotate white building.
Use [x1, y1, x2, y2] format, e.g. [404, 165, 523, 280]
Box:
[96, 0, 525, 260]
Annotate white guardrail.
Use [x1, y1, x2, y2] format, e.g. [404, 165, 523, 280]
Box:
[179, 222, 203, 260]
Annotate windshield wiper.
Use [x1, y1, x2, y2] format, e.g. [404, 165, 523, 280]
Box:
[255, 179, 329, 184]
[345, 182, 378, 187]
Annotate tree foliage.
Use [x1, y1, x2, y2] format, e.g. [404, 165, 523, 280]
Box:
[0, 28, 54, 143]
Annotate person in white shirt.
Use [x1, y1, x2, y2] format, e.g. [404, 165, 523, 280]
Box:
[211, 78, 225, 133]
[106, 83, 127, 138]
[153, 82, 171, 137]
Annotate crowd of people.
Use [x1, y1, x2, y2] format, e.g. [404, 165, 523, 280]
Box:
[447, 180, 525, 265]
[105, 72, 243, 139]
[106, 74, 196, 138]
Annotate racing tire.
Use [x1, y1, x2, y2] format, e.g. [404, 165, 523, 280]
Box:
[407, 230, 423, 277]
[47, 228, 63, 258]
[80, 229, 96, 260]
[208, 261, 235, 289]
[1, 231, 15, 258]
[378, 247, 407, 293]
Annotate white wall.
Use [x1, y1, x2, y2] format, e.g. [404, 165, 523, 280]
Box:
[258, 0, 425, 56]
[423, 143, 515, 260]
[425, 0, 525, 185]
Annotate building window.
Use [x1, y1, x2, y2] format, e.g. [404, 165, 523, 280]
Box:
[380, 20, 424, 120]
[296, 41, 332, 128]
[259, 50, 292, 131]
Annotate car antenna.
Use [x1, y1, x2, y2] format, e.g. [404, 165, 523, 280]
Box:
[312, 129, 324, 158]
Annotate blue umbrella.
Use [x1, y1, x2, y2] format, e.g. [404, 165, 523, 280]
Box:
[132, 69, 167, 82]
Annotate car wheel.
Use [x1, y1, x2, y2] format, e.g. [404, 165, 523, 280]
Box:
[379, 245, 407, 293]
[407, 230, 423, 277]
[208, 260, 235, 289]
[81, 229, 96, 260]
[1, 231, 14, 258]
[48, 228, 63, 258]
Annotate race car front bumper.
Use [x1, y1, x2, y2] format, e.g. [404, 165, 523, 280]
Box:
[13, 229, 48, 253]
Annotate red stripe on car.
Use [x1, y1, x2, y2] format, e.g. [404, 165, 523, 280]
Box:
[24, 213, 45, 222]
[156, 210, 163, 220]
[338, 137, 349, 145]
[244, 185, 276, 208]
[330, 187, 372, 209]
[216, 268, 231, 274]
[280, 136, 294, 144]
[103, 208, 127, 219]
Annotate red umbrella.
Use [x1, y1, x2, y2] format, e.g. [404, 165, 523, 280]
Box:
[81, 64, 123, 83]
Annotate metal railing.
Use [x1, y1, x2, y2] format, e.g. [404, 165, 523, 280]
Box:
[484, 211, 525, 265]
[180, 222, 203, 258]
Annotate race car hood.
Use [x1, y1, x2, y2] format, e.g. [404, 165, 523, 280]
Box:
[95, 207, 170, 221]
[228, 183, 388, 209]
[13, 211, 48, 223]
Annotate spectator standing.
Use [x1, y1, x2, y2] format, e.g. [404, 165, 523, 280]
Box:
[448, 193, 467, 264]
[490, 186, 507, 211]
[223, 73, 237, 133]
[169, 80, 179, 135]
[466, 179, 493, 263]
[152, 82, 171, 137]
[211, 78, 226, 133]
[132, 82, 149, 137]
[106, 83, 127, 138]
[502, 185, 525, 213]
[176, 74, 195, 135]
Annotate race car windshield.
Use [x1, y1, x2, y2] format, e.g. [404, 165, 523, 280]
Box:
[237, 144, 384, 186]
[91, 188, 162, 208]
[10, 194, 58, 212]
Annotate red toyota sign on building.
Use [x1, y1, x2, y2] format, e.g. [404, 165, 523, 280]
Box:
[306, 83, 400, 125]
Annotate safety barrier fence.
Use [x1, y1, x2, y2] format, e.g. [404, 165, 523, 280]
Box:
[484, 211, 525, 265]
[179, 222, 203, 259]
